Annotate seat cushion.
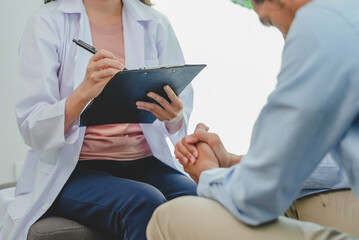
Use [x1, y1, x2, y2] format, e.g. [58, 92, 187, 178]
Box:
[0, 182, 16, 189]
[28, 216, 111, 240]
[0, 183, 110, 239]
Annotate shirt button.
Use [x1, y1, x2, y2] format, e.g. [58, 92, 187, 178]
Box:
[73, 156, 78, 162]
[74, 55, 78, 63]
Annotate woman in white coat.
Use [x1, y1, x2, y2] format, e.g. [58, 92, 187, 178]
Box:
[0, 0, 196, 239]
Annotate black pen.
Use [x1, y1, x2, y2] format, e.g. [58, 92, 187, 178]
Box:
[73, 39, 97, 54]
[73, 39, 127, 70]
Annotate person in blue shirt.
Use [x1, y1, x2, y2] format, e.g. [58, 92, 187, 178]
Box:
[146, 0, 359, 239]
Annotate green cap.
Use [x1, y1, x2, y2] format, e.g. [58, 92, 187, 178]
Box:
[231, 0, 253, 9]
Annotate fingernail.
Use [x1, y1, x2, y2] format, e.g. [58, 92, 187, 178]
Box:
[183, 157, 188, 164]
[193, 151, 198, 158]
[190, 156, 196, 163]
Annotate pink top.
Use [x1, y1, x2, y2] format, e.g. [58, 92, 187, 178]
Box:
[79, 20, 153, 161]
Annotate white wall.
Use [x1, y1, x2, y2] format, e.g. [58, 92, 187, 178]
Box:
[0, 0, 42, 184]
[152, 0, 284, 154]
[0, 0, 284, 184]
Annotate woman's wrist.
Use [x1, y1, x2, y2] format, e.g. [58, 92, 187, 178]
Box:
[75, 83, 93, 104]
[64, 87, 92, 133]
[164, 110, 184, 134]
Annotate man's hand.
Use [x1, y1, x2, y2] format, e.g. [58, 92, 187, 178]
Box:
[175, 123, 233, 167]
[175, 123, 209, 164]
[179, 141, 219, 183]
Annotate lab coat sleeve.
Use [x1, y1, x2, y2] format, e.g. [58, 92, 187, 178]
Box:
[155, 15, 194, 145]
[15, 13, 78, 152]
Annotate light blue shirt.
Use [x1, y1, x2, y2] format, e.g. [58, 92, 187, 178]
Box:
[198, 0, 359, 226]
[299, 154, 349, 198]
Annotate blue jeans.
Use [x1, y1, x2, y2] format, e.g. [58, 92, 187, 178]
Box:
[48, 157, 197, 240]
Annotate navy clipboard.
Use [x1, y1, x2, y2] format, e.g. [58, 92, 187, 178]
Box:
[80, 64, 206, 126]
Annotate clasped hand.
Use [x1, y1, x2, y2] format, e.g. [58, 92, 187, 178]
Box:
[175, 123, 242, 183]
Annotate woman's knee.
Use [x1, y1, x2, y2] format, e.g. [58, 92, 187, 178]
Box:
[119, 183, 167, 222]
[135, 185, 167, 213]
[113, 184, 167, 239]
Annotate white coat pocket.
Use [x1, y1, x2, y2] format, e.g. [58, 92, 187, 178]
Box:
[0, 187, 15, 227]
[7, 194, 30, 221]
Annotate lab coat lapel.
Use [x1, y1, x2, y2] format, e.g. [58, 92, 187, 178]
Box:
[73, 0, 149, 88]
[122, 6, 145, 69]
[73, 5, 93, 90]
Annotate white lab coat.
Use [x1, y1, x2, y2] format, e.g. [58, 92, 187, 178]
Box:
[0, 0, 193, 239]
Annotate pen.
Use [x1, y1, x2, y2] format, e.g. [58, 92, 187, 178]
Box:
[73, 39, 97, 54]
[73, 39, 127, 70]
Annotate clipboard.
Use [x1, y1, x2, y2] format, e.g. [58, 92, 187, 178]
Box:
[80, 64, 206, 126]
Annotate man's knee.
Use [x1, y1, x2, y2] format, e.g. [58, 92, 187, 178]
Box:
[146, 205, 163, 240]
[147, 196, 198, 240]
[147, 196, 224, 240]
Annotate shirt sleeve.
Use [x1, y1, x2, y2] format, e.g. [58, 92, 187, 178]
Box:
[298, 153, 350, 198]
[197, 5, 359, 226]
